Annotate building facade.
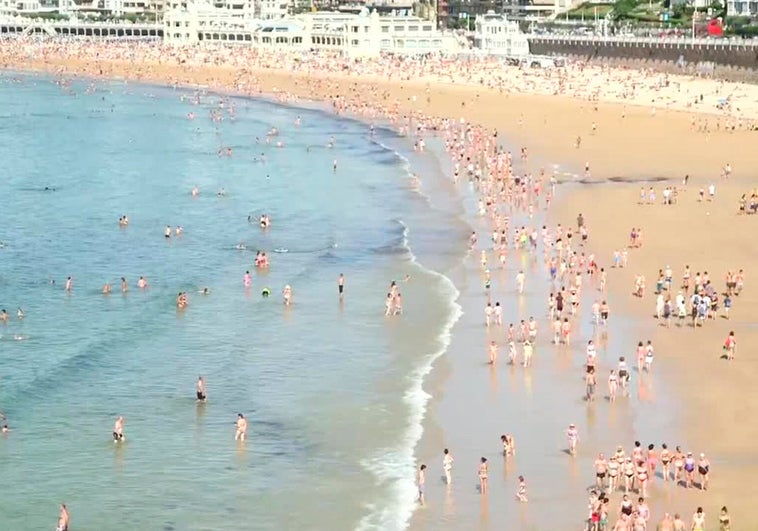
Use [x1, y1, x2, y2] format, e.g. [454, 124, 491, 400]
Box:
[473, 11, 528, 55]
[163, 5, 466, 55]
[726, 0, 758, 15]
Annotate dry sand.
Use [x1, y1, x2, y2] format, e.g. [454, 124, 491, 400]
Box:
[4, 46, 758, 529]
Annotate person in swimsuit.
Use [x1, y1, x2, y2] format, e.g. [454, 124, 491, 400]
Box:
[697, 453, 710, 490]
[516, 475, 527, 502]
[718, 506, 731, 531]
[56, 503, 69, 531]
[608, 370, 618, 403]
[684, 452, 696, 488]
[338, 273, 345, 300]
[660, 443, 671, 482]
[636, 462, 649, 498]
[646, 444, 657, 478]
[196, 376, 207, 402]
[235, 413, 247, 441]
[417, 464, 426, 505]
[673, 446, 685, 485]
[478, 457, 488, 494]
[594, 453, 608, 489]
[623, 458, 635, 493]
[112, 415, 125, 443]
[608, 456, 620, 492]
[619, 494, 633, 518]
[566, 423, 579, 455]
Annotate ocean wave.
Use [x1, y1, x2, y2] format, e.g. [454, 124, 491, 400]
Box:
[356, 221, 463, 531]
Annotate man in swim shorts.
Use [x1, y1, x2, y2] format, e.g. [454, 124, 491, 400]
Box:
[113, 415, 125, 442]
[196, 376, 207, 401]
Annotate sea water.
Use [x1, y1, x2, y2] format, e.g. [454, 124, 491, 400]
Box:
[0, 74, 467, 530]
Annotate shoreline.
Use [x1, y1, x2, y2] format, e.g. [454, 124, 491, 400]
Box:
[4, 46, 758, 529]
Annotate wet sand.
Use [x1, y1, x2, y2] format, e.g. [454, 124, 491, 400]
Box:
[550, 179, 758, 528]
[4, 47, 758, 529]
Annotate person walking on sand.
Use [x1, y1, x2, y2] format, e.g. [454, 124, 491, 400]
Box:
[522, 339, 533, 367]
[488, 340, 498, 365]
[697, 453, 710, 490]
[235, 413, 247, 441]
[417, 464, 426, 505]
[478, 457, 488, 494]
[443, 448, 454, 485]
[723, 331, 736, 360]
[608, 370, 619, 403]
[567, 423, 579, 455]
[56, 503, 69, 531]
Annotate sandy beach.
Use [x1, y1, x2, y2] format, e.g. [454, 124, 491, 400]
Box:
[3, 40, 758, 529]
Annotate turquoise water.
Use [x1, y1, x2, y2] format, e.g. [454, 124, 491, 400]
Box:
[0, 74, 467, 530]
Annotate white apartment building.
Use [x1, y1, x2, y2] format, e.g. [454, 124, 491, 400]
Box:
[163, 4, 465, 56]
[473, 11, 529, 56]
[726, 0, 757, 15]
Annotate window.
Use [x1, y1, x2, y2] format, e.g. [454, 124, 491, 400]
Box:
[381, 25, 389, 32]
[351, 39, 359, 45]
[394, 25, 404, 32]
[422, 25, 432, 31]
[408, 25, 418, 31]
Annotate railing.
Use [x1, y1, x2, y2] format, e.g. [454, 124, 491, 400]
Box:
[527, 33, 758, 48]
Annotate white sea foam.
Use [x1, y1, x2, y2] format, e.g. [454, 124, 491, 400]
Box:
[356, 220, 463, 531]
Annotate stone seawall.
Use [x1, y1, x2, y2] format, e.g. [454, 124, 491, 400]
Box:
[528, 38, 758, 83]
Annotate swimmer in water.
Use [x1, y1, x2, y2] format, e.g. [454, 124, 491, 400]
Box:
[102, 283, 111, 294]
[0, 309, 8, 322]
[112, 415, 125, 443]
[137, 276, 147, 289]
[165, 225, 172, 238]
[217, 188, 226, 197]
[56, 503, 69, 531]
[196, 376, 207, 402]
[17, 308, 24, 320]
[261, 287, 271, 298]
[191, 186, 199, 197]
[235, 243, 247, 250]
[235, 413, 247, 441]
[338, 273, 345, 300]
[198, 287, 210, 295]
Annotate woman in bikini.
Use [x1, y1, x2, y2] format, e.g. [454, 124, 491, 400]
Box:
[718, 506, 731, 531]
[478, 457, 488, 494]
[623, 458, 636, 494]
[608, 370, 618, 403]
[608, 455, 620, 492]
